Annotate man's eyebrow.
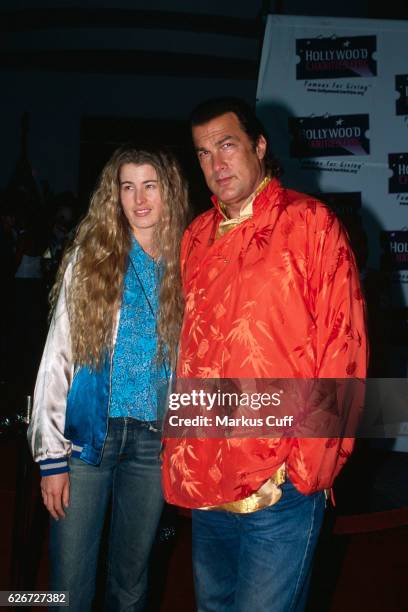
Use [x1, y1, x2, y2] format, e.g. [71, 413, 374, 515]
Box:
[216, 134, 237, 146]
[195, 134, 237, 152]
[119, 180, 133, 185]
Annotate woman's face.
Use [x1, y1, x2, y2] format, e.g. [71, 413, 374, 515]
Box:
[119, 163, 163, 238]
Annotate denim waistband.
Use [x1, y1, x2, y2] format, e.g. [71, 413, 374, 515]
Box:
[108, 416, 161, 431]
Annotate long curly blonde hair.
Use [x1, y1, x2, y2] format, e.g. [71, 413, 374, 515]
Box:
[50, 146, 189, 369]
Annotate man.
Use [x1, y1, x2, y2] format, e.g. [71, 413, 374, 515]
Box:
[162, 98, 367, 611]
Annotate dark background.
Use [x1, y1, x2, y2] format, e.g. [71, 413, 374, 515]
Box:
[1, 2, 407, 611]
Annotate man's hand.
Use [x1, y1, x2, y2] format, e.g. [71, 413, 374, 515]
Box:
[40, 473, 70, 520]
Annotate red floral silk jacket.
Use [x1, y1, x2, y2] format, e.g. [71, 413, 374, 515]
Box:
[162, 179, 368, 508]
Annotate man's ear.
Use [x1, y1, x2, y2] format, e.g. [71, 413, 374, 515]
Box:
[256, 135, 267, 161]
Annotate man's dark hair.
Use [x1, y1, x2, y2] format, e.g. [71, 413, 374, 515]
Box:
[190, 97, 282, 178]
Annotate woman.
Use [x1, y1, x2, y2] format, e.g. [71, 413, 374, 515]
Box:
[27, 146, 189, 611]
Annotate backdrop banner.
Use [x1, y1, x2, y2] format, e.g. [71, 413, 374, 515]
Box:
[256, 15, 408, 309]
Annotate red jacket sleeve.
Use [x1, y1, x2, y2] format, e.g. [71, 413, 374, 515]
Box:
[287, 203, 368, 493]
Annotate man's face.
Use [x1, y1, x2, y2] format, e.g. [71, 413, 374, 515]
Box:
[192, 112, 267, 217]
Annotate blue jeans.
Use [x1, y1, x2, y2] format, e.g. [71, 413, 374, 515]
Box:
[49, 418, 164, 612]
[192, 480, 325, 612]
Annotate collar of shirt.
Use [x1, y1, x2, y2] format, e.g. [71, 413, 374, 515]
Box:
[216, 176, 271, 239]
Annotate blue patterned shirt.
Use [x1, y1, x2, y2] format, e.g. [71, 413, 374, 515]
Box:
[109, 238, 167, 420]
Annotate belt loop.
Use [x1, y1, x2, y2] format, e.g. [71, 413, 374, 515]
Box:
[119, 417, 128, 454]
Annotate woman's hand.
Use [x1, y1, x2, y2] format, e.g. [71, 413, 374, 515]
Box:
[40, 473, 70, 520]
